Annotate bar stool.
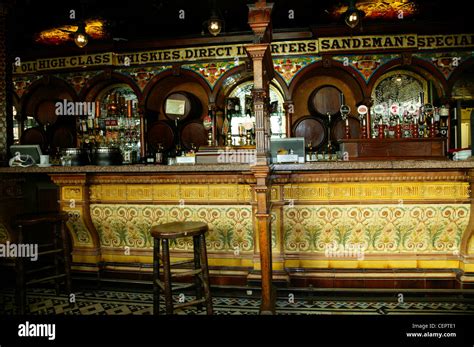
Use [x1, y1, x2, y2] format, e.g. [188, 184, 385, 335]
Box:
[13, 212, 72, 314]
[150, 221, 213, 315]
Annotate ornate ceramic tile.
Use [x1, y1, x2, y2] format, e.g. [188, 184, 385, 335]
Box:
[12, 75, 41, 98]
[333, 54, 398, 82]
[283, 204, 469, 253]
[273, 56, 321, 85]
[90, 204, 254, 252]
[117, 65, 171, 91]
[0, 222, 9, 243]
[58, 70, 102, 94]
[414, 51, 474, 79]
[182, 61, 241, 88]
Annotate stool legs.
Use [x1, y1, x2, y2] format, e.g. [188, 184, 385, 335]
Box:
[153, 238, 160, 315]
[14, 218, 72, 315]
[15, 225, 26, 315]
[199, 234, 213, 315]
[53, 222, 61, 295]
[161, 239, 174, 314]
[151, 229, 213, 315]
[193, 235, 203, 309]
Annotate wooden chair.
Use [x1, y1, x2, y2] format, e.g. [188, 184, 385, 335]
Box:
[13, 212, 72, 314]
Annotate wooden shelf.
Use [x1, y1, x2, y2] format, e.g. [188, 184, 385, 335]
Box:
[338, 138, 447, 160]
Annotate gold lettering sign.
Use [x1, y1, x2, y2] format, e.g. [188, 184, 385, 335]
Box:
[418, 34, 474, 49]
[11, 34, 474, 74]
[319, 34, 417, 52]
[13, 52, 113, 73]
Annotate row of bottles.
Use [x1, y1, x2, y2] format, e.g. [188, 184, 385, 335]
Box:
[76, 88, 142, 164]
[305, 141, 336, 162]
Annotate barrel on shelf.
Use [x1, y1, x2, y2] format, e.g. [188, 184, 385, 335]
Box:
[292, 116, 327, 149]
[147, 120, 175, 151]
[20, 126, 48, 152]
[35, 100, 59, 126]
[309, 85, 342, 116]
[163, 91, 202, 121]
[180, 120, 208, 150]
[330, 116, 361, 142]
[50, 123, 75, 149]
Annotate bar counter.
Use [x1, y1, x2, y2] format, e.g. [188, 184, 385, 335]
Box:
[1, 160, 474, 288]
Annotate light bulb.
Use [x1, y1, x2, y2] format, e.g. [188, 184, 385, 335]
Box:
[74, 32, 88, 48]
[345, 10, 359, 28]
[208, 18, 222, 36]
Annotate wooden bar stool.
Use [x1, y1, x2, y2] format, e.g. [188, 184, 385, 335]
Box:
[150, 221, 213, 315]
[13, 212, 72, 314]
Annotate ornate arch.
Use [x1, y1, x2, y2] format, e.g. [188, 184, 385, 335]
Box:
[288, 60, 367, 102]
[447, 57, 474, 97]
[20, 75, 78, 120]
[367, 57, 448, 99]
[141, 68, 212, 107]
[79, 70, 142, 102]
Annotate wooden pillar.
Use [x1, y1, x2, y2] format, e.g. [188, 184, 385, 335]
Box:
[283, 101, 294, 138]
[246, 0, 275, 314]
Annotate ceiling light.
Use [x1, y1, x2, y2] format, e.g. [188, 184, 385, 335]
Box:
[207, 12, 223, 36]
[344, 0, 363, 29]
[74, 23, 88, 48]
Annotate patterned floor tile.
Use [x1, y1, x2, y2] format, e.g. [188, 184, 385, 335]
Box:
[1, 287, 473, 315]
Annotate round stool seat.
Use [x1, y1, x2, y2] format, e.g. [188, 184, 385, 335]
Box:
[13, 211, 69, 227]
[150, 221, 208, 239]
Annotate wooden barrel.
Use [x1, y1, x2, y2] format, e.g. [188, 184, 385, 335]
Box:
[163, 92, 202, 121]
[292, 116, 327, 149]
[20, 126, 48, 151]
[50, 125, 75, 149]
[180, 120, 208, 150]
[330, 116, 360, 142]
[309, 85, 342, 116]
[147, 121, 175, 151]
[36, 100, 59, 126]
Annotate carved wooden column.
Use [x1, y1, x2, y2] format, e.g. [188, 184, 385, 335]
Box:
[247, 0, 275, 314]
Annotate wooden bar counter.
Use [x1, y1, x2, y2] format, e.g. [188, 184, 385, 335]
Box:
[1, 160, 474, 289]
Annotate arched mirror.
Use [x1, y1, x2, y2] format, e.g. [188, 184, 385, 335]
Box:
[226, 80, 286, 145]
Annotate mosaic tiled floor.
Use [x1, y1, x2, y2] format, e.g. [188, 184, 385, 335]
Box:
[1, 287, 474, 315]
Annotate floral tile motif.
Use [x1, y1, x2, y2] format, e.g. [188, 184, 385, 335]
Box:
[182, 61, 241, 88]
[273, 56, 321, 85]
[90, 204, 254, 252]
[118, 65, 171, 91]
[0, 222, 9, 243]
[333, 54, 398, 82]
[12, 75, 41, 98]
[284, 204, 469, 253]
[59, 71, 102, 94]
[414, 51, 473, 79]
[65, 210, 92, 246]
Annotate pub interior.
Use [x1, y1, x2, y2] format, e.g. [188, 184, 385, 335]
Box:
[1, 0, 474, 328]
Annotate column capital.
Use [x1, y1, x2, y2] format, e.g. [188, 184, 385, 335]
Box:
[247, 2, 274, 43]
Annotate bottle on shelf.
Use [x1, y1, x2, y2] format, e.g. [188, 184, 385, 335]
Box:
[155, 143, 164, 164]
[305, 141, 313, 162]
